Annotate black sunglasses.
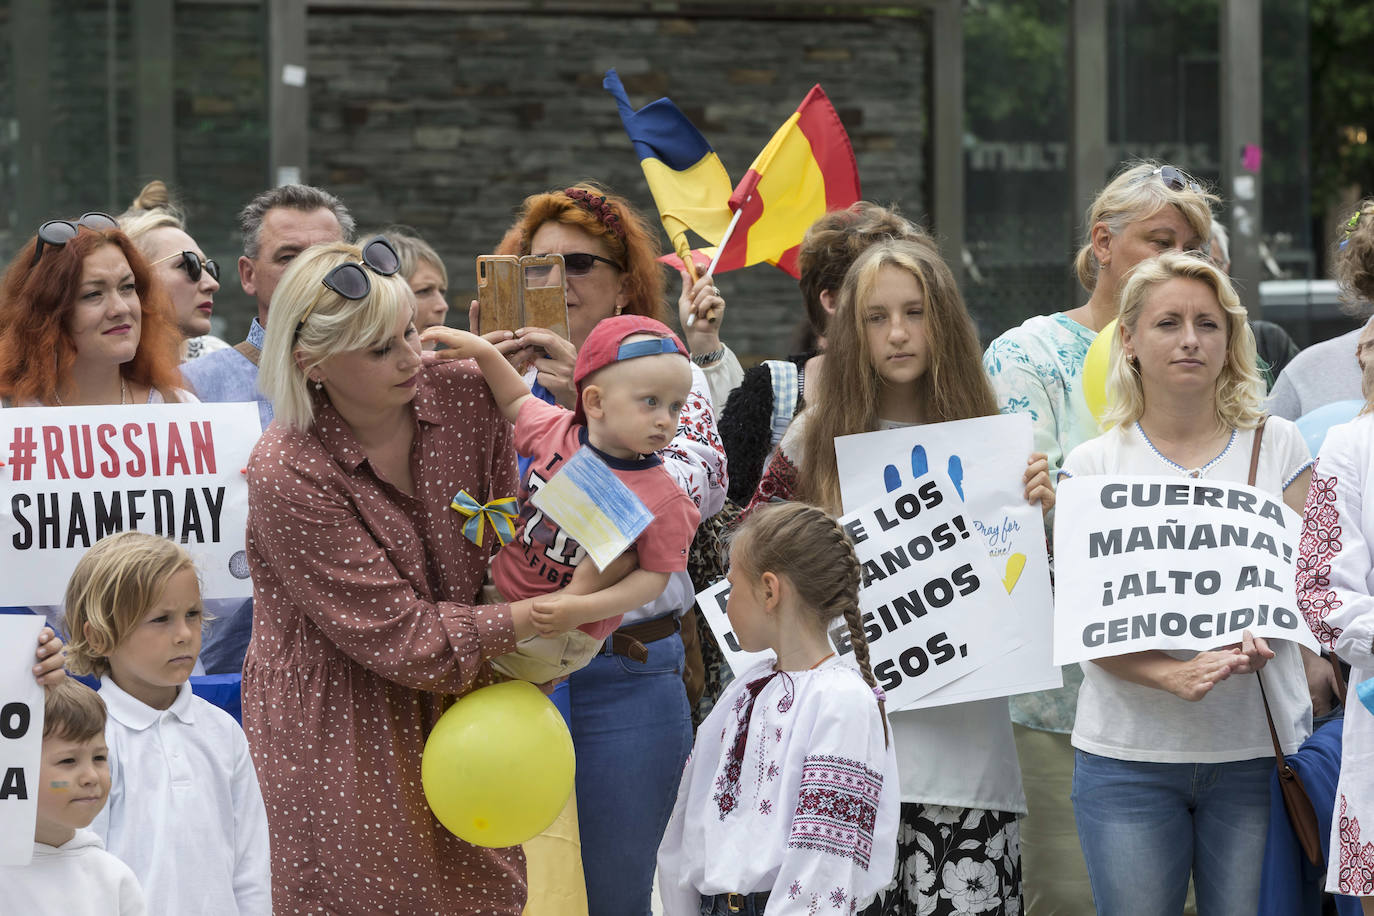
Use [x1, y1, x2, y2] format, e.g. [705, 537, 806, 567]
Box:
[296, 236, 401, 340]
[31, 211, 120, 266]
[1152, 165, 1203, 195]
[153, 250, 220, 283]
[529, 251, 622, 280]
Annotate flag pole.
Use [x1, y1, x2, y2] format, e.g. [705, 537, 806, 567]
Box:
[686, 205, 745, 328]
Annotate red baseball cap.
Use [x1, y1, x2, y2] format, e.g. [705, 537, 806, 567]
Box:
[573, 315, 689, 423]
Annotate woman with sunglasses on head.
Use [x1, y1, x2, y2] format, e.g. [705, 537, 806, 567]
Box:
[980, 161, 1216, 914]
[119, 181, 227, 362]
[1059, 252, 1314, 915]
[246, 237, 625, 914]
[0, 212, 194, 630]
[473, 183, 727, 916]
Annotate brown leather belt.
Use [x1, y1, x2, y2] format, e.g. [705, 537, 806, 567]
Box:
[609, 615, 680, 663]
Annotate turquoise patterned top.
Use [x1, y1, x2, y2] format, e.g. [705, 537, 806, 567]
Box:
[984, 312, 1099, 733]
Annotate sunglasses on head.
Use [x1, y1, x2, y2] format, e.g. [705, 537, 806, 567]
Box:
[30, 211, 120, 266]
[528, 252, 622, 282]
[295, 236, 401, 340]
[1151, 165, 1203, 195]
[152, 250, 220, 283]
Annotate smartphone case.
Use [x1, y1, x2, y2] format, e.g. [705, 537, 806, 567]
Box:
[476, 254, 569, 340]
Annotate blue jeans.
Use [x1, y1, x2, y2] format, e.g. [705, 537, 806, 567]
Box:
[569, 628, 692, 916]
[1072, 750, 1274, 916]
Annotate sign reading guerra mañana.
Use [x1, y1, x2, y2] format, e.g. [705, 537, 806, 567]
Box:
[0, 403, 260, 605]
[1052, 475, 1320, 665]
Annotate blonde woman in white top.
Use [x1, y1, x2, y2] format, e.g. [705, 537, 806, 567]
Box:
[1060, 251, 1314, 916]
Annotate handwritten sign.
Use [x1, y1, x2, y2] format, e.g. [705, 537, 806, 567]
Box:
[529, 447, 652, 572]
[0, 403, 260, 605]
[697, 476, 1022, 710]
[1053, 475, 1320, 664]
[835, 414, 1061, 707]
[0, 616, 44, 865]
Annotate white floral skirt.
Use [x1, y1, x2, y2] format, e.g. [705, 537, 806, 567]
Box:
[859, 804, 1023, 916]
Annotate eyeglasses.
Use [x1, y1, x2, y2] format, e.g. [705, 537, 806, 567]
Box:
[1151, 165, 1203, 195]
[528, 252, 622, 282]
[295, 236, 400, 340]
[152, 250, 220, 283]
[30, 211, 120, 266]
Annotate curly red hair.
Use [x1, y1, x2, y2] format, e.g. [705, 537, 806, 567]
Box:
[495, 182, 668, 322]
[0, 228, 184, 404]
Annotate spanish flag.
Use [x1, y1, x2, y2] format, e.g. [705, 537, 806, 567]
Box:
[603, 70, 734, 273]
[712, 86, 861, 277]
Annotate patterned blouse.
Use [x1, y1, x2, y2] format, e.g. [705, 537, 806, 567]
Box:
[242, 359, 524, 914]
[983, 312, 1099, 733]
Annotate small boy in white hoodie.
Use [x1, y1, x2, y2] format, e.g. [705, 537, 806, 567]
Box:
[0, 679, 146, 915]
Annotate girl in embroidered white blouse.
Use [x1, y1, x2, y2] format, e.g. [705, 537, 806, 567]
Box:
[657, 501, 900, 916]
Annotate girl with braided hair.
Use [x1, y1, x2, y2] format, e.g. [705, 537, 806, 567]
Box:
[657, 501, 899, 915]
[748, 238, 1055, 915]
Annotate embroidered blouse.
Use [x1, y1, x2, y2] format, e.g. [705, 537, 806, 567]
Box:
[656, 657, 900, 915]
[242, 358, 524, 914]
[1296, 412, 1374, 896]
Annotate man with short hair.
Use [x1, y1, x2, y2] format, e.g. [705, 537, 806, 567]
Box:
[181, 184, 354, 429]
[180, 185, 352, 674]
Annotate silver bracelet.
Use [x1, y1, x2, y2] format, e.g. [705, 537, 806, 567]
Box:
[691, 345, 726, 367]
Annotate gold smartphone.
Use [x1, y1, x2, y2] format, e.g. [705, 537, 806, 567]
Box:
[476, 254, 570, 340]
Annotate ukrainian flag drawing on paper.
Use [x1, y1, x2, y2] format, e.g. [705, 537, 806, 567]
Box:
[529, 447, 654, 572]
[603, 69, 734, 273]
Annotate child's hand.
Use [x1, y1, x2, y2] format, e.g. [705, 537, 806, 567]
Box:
[566, 549, 639, 595]
[1024, 452, 1055, 517]
[529, 594, 588, 637]
[421, 326, 490, 361]
[33, 627, 67, 687]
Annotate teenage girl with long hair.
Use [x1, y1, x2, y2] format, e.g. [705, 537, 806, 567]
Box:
[750, 237, 1052, 915]
[657, 501, 899, 915]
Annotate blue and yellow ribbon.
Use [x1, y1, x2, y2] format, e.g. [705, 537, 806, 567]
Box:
[450, 491, 519, 548]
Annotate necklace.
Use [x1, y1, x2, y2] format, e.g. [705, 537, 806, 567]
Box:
[54, 378, 129, 406]
[776, 650, 837, 673]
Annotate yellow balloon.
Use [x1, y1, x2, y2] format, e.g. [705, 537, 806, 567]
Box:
[422, 680, 576, 848]
[1081, 318, 1117, 422]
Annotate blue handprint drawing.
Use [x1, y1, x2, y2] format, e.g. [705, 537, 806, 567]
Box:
[885, 444, 964, 501]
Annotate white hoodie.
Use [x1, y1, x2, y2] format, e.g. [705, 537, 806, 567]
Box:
[0, 828, 146, 915]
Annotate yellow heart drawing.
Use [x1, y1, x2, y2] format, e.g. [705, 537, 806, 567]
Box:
[1002, 553, 1027, 593]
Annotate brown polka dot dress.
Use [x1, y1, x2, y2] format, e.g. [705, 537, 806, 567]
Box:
[243, 360, 524, 914]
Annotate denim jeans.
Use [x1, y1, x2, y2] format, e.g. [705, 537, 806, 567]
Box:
[1072, 750, 1274, 916]
[699, 892, 770, 914]
[570, 627, 693, 916]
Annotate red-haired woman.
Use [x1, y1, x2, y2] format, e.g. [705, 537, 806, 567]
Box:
[473, 183, 726, 916]
[0, 214, 188, 407]
[0, 214, 194, 630]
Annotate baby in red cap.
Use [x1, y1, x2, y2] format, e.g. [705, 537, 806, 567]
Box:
[424, 316, 701, 683]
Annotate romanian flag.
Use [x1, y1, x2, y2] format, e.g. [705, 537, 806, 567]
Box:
[603, 70, 734, 274]
[712, 86, 861, 277]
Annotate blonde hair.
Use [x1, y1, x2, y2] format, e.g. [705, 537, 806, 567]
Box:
[1103, 250, 1265, 431]
[257, 242, 417, 430]
[1074, 161, 1219, 293]
[731, 502, 887, 745]
[64, 532, 199, 678]
[1334, 198, 1374, 308]
[44, 679, 107, 743]
[800, 237, 995, 513]
[119, 180, 186, 256]
[385, 226, 448, 288]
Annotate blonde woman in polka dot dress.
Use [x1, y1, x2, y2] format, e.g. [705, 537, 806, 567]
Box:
[247, 240, 588, 914]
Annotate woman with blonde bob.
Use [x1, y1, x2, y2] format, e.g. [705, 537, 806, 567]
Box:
[982, 161, 1217, 913]
[247, 240, 617, 914]
[751, 237, 1053, 916]
[1060, 251, 1315, 916]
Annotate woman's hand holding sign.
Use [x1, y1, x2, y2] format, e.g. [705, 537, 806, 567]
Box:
[1095, 630, 1274, 701]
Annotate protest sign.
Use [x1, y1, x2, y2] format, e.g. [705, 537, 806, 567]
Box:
[1053, 475, 1320, 665]
[0, 616, 44, 865]
[696, 476, 1022, 710]
[0, 403, 260, 605]
[835, 414, 1061, 708]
